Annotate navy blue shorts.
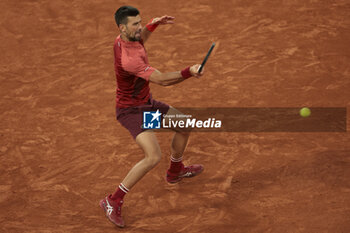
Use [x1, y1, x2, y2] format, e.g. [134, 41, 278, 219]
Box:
[116, 98, 170, 139]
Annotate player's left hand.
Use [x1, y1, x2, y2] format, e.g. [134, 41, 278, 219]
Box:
[151, 15, 175, 25]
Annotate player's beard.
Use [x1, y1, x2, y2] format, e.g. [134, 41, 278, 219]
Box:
[128, 30, 141, 41]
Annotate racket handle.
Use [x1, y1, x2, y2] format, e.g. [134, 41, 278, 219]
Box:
[198, 65, 203, 73]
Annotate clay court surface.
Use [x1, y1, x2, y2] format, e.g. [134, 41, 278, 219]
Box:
[1, 0, 350, 232]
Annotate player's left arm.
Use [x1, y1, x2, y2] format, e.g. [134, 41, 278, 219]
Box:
[141, 15, 175, 43]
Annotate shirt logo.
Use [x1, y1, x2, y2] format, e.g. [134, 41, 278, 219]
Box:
[143, 110, 162, 129]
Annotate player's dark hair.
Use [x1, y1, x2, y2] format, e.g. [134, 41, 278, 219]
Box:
[115, 6, 140, 26]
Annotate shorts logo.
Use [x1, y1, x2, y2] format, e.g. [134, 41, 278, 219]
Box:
[143, 110, 162, 129]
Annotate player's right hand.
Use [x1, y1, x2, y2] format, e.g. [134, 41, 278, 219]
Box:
[190, 64, 204, 78]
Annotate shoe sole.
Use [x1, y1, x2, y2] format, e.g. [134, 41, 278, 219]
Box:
[99, 199, 125, 228]
[167, 167, 204, 184]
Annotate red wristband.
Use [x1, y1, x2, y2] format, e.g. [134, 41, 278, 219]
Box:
[146, 19, 159, 32]
[181, 67, 192, 79]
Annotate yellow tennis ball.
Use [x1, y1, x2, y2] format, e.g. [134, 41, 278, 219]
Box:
[300, 107, 311, 117]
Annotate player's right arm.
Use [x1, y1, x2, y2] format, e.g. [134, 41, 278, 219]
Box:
[149, 64, 203, 86]
[122, 52, 203, 86]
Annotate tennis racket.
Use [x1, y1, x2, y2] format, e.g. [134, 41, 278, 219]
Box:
[198, 42, 216, 73]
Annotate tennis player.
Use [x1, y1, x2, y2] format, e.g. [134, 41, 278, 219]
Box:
[99, 6, 204, 228]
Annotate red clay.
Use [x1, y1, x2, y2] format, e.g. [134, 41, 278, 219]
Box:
[1, 0, 349, 232]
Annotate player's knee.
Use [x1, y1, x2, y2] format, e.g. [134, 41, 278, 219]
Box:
[146, 157, 160, 168]
[152, 155, 161, 166]
[145, 152, 161, 168]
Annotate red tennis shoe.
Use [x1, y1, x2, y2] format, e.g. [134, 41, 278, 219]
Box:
[99, 195, 125, 228]
[166, 164, 204, 183]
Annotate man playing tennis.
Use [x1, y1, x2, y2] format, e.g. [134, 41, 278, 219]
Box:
[99, 6, 204, 228]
